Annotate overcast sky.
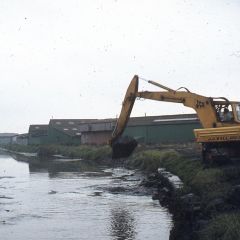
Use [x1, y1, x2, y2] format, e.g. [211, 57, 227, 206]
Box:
[1, 0, 240, 133]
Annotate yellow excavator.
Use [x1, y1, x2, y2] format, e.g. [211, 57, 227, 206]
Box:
[110, 75, 240, 163]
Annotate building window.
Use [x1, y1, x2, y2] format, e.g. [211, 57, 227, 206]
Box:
[64, 128, 69, 131]
[56, 122, 61, 125]
[72, 128, 78, 131]
[68, 121, 75, 125]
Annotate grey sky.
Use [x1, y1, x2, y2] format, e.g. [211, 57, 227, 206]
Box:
[1, 0, 240, 133]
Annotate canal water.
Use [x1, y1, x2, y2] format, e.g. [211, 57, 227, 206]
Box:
[0, 153, 172, 240]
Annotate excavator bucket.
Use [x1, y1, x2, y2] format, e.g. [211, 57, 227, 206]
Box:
[111, 136, 138, 159]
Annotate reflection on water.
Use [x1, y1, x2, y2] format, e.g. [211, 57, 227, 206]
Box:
[0, 154, 29, 177]
[0, 153, 172, 240]
[110, 205, 136, 240]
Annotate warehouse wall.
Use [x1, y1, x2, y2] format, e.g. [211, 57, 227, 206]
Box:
[47, 128, 81, 145]
[81, 131, 112, 145]
[28, 135, 49, 145]
[123, 122, 202, 144]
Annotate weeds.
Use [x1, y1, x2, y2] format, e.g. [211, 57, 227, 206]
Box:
[38, 144, 111, 161]
[3, 144, 39, 153]
[200, 213, 240, 240]
[126, 147, 240, 240]
[3, 144, 112, 162]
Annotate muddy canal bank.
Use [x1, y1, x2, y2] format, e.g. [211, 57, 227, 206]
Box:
[129, 144, 240, 240]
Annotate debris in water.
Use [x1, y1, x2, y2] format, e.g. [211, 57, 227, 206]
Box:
[48, 190, 57, 194]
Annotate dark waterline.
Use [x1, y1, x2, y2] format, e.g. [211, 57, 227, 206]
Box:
[0, 154, 172, 240]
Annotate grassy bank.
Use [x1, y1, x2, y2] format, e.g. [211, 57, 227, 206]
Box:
[37, 144, 111, 162]
[127, 149, 229, 202]
[201, 213, 240, 240]
[2, 144, 39, 153]
[3, 144, 112, 162]
[126, 147, 240, 240]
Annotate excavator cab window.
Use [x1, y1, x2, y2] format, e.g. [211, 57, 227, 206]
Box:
[223, 107, 233, 122]
[235, 104, 240, 121]
[216, 105, 233, 122]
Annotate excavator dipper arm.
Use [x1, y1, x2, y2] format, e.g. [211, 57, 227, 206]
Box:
[111, 75, 138, 145]
[110, 75, 138, 159]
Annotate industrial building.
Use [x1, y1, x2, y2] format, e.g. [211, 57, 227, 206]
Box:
[48, 119, 95, 145]
[124, 114, 201, 144]
[26, 114, 201, 146]
[28, 125, 49, 145]
[0, 133, 18, 145]
[15, 133, 28, 145]
[48, 119, 115, 145]
[79, 119, 115, 145]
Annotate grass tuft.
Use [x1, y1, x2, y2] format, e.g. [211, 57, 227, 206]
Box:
[200, 213, 240, 240]
[38, 144, 111, 161]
